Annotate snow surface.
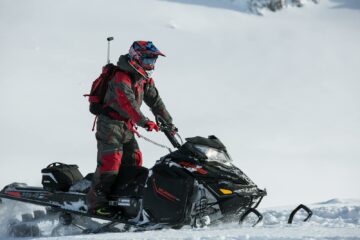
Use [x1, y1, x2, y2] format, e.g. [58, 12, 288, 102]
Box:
[0, 198, 359, 239]
[0, 0, 360, 238]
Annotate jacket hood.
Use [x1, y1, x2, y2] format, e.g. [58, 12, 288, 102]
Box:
[117, 54, 143, 82]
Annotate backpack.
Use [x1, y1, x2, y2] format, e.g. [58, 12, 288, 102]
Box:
[41, 162, 83, 192]
[84, 63, 119, 115]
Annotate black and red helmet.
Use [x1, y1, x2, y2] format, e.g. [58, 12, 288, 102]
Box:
[128, 41, 165, 73]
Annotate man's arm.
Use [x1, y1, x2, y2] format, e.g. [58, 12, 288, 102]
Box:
[144, 79, 173, 125]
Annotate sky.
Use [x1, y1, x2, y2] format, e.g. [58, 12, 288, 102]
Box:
[0, 0, 359, 208]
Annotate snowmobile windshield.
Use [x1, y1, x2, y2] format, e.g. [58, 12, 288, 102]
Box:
[194, 145, 232, 166]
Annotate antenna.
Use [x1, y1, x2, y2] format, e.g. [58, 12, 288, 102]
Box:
[106, 37, 114, 64]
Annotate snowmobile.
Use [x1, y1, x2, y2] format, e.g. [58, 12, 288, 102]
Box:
[0, 120, 309, 237]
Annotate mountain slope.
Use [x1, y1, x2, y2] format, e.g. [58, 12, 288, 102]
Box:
[0, 0, 359, 208]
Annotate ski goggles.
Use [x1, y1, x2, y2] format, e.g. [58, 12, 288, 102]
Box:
[141, 56, 158, 66]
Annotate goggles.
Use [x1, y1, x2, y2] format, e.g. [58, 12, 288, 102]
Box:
[141, 56, 157, 65]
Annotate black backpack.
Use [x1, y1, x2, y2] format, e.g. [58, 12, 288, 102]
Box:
[84, 63, 119, 115]
[41, 162, 83, 192]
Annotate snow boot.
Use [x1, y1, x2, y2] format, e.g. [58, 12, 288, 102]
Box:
[86, 188, 114, 217]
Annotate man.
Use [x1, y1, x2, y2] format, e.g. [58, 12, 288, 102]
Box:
[87, 41, 176, 216]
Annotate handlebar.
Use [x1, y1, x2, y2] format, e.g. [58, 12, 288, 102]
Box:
[156, 115, 182, 149]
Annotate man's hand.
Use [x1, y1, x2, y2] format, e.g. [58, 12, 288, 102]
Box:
[168, 123, 178, 136]
[145, 121, 159, 132]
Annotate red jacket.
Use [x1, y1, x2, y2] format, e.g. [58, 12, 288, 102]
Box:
[103, 55, 172, 127]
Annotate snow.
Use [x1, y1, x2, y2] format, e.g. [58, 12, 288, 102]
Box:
[0, 0, 359, 238]
[62, 199, 87, 213]
[1, 198, 360, 239]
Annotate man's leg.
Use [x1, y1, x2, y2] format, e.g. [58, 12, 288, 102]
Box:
[122, 135, 142, 167]
[87, 117, 124, 214]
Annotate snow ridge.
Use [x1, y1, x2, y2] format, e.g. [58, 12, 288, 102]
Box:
[164, 0, 320, 15]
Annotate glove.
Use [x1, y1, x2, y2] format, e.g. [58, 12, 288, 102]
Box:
[168, 123, 178, 136]
[145, 121, 159, 132]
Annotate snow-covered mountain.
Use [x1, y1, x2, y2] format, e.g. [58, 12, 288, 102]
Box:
[0, 0, 359, 238]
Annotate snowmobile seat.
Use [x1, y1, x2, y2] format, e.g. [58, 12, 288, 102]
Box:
[69, 173, 93, 193]
[69, 166, 149, 196]
[110, 166, 149, 198]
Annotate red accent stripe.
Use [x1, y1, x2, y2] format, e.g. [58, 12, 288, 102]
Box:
[196, 168, 208, 175]
[135, 150, 142, 166]
[6, 191, 21, 198]
[88, 96, 100, 103]
[100, 152, 122, 173]
[179, 161, 208, 175]
[152, 179, 180, 202]
[114, 72, 132, 86]
[179, 161, 196, 168]
[134, 81, 145, 99]
[148, 78, 154, 85]
[112, 72, 143, 124]
[116, 88, 142, 124]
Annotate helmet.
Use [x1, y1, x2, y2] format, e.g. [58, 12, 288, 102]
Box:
[128, 41, 165, 75]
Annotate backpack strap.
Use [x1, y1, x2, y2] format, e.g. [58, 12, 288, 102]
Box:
[92, 115, 98, 131]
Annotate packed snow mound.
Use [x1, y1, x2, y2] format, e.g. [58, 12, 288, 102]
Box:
[1, 199, 359, 239]
[316, 198, 360, 205]
[318, 198, 345, 204]
[261, 199, 360, 227]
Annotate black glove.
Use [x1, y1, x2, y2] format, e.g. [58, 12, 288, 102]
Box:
[167, 123, 178, 136]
